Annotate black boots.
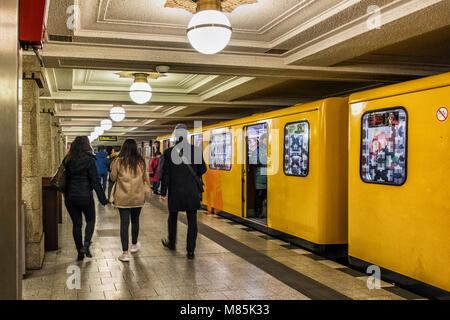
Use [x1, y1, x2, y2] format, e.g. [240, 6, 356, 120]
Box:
[77, 248, 85, 261]
[77, 243, 92, 261]
[187, 252, 195, 260]
[161, 239, 175, 250]
[162, 239, 194, 259]
[84, 242, 92, 258]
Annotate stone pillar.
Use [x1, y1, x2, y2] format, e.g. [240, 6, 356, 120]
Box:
[39, 100, 55, 177]
[60, 133, 67, 162]
[51, 123, 61, 173]
[22, 79, 45, 270]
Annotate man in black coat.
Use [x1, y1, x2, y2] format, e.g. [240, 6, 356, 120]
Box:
[160, 124, 207, 259]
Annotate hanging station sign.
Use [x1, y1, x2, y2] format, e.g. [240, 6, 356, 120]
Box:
[99, 136, 118, 142]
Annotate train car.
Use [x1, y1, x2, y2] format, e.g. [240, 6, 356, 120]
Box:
[159, 97, 349, 257]
[348, 72, 450, 297]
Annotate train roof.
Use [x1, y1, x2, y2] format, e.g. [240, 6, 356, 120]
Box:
[349, 72, 450, 104]
[157, 97, 348, 140]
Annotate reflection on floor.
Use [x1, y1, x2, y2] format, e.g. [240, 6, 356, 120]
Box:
[247, 217, 267, 225]
[22, 195, 426, 300]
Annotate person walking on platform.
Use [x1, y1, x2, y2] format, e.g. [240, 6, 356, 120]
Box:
[160, 124, 207, 260]
[62, 136, 108, 261]
[110, 139, 150, 262]
[253, 133, 268, 218]
[107, 146, 121, 202]
[95, 146, 109, 191]
[149, 151, 161, 194]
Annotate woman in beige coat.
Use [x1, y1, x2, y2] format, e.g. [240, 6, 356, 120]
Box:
[110, 139, 150, 262]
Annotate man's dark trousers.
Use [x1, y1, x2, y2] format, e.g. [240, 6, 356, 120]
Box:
[167, 210, 198, 253]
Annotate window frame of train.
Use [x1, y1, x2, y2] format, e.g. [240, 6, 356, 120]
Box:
[209, 132, 232, 171]
[360, 106, 408, 186]
[163, 139, 170, 151]
[192, 133, 203, 151]
[283, 120, 310, 177]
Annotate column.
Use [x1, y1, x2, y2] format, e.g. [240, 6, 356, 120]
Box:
[0, 0, 22, 300]
[39, 100, 55, 177]
[22, 79, 45, 270]
[51, 123, 61, 173]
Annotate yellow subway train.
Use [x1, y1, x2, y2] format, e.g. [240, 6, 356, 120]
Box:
[157, 72, 450, 298]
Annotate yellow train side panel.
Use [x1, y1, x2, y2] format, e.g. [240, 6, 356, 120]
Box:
[202, 128, 243, 216]
[348, 74, 450, 291]
[160, 97, 349, 248]
[269, 98, 349, 245]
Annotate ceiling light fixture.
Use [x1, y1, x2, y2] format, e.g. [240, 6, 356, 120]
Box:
[187, 0, 232, 55]
[101, 119, 113, 131]
[116, 71, 167, 104]
[110, 105, 126, 122]
[130, 73, 152, 104]
[94, 126, 104, 136]
[90, 132, 99, 142]
[165, 0, 260, 54]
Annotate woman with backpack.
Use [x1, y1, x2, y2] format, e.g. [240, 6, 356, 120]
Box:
[110, 139, 150, 262]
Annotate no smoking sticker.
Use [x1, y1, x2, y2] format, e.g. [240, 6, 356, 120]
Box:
[436, 107, 448, 122]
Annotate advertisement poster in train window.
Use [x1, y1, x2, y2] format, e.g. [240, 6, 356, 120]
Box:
[284, 121, 309, 177]
[361, 108, 407, 185]
[209, 133, 232, 170]
[247, 123, 267, 167]
[193, 134, 203, 151]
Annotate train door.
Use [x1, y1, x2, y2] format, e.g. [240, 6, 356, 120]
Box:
[243, 123, 268, 225]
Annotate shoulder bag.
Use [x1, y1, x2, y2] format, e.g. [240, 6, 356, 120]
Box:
[50, 158, 67, 192]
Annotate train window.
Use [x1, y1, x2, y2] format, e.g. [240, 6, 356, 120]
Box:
[209, 133, 232, 171]
[283, 121, 310, 177]
[193, 134, 203, 150]
[163, 139, 170, 150]
[360, 107, 407, 186]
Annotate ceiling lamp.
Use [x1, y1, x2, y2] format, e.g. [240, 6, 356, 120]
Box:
[165, 1, 259, 54]
[89, 132, 99, 142]
[110, 105, 126, 122]
[116, 71, 167, 104]
[187, 1, 231, 54]
[101, 119, 112, 131]
[94, 126, 104, 136]
[130, 73, 152, 104]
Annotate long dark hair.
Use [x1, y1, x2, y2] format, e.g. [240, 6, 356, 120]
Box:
[65, 136, 92, 163]
[118, 139, 145, 174]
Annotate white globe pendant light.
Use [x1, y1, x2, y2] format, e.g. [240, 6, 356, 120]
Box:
[187, 1, 232, 55]
[101, 119, 112, 131]
[90, 132, 99, 142]
[129, 73, 152, 104]
[110, 105, 126, 122]
[94, 126, 104, 136]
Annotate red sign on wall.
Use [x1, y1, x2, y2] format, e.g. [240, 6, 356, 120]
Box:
[19, 0, 48, 47]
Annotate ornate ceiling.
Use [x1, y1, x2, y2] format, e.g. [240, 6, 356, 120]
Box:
[164, 0, 259, 13]
[40, 0, 450, 143]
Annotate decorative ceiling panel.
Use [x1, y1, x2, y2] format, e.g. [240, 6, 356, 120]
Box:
[164, 0, 259, 13]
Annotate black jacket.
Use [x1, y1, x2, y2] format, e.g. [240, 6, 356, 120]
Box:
[161, 143, 207, 212]
[64, 151, 108, 205]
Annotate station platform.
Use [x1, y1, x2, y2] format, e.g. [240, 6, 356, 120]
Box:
[22, 196, 426, 301]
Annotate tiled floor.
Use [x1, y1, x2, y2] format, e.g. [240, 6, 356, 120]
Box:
[22, 195, 426, 300]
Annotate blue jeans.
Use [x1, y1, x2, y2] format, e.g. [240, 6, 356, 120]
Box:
[99, 173, 108, 191]
[152, 181, 160, 193]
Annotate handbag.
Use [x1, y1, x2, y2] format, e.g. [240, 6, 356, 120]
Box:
[180, 153, 204, 203]
[50, 159, 67, 192]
